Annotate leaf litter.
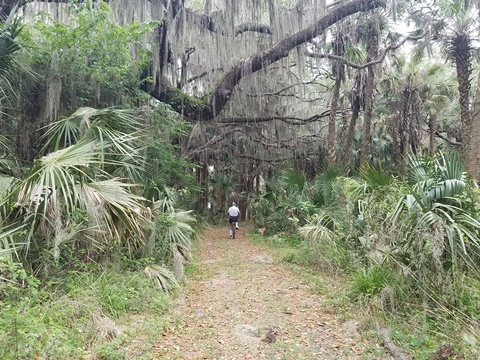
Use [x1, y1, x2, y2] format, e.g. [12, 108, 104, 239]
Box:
[147, 226, 386, 359]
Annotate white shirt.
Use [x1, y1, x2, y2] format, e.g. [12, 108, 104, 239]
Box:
[227, 206, 240, 217]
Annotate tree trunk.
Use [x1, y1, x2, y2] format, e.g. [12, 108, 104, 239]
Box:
[360, 17, 379, 167]
[450, 32, 472, 163]
[390, 113, 405, 174]
[328, 75, 341, 165]
[466, 75, 480, 179]
[343, 104, 359, 170]
[429, 114, 436, 157]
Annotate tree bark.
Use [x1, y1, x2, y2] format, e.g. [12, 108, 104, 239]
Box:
[343, 102, 359, 169]
[466, 75, 480, 179]
[328, 75, 341, 165]
[360, 16, 379, 167]
[429, 113, 436, 157]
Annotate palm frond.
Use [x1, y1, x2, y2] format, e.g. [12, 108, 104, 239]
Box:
[80, 179, 148, 250]
[144, 264, 179, 291]
[0, 8, 23, 93]
[17, 140, 101, 214]
[0, 223, 26, 260]
[299, 212, 336, 243]
[279, 168, 306, 194]
[359, 162, 395, 189]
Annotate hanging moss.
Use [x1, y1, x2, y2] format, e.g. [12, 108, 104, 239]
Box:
[158, 87, 213, 121]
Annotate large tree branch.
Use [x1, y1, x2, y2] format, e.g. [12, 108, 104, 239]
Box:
[185, 9, 272, 37]
[210, 0, 385, 117]
[435, 131, 462, 147]
[235, 22, 273, 36]
[216, 112, 330, 125]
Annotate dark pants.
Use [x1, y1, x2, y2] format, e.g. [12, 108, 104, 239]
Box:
[229, 216, 238, 224]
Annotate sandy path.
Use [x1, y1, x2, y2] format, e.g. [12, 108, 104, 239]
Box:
[151, 226, 382, 359]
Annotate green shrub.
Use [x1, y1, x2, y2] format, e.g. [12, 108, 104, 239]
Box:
[0, 266, 171, 359]
[350, 266, 395, 302]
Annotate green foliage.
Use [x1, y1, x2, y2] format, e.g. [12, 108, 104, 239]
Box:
[209, 172, 239, 220]
[0, 7, 24, 101]
[0, 107, 149, 269]
[152, 188, 197, 262]
[20, 1, 156, 107]
[310, 166, 343, 206]
[0, 259, 40, 302]
[279, 168, 307, 195]
[0, 265, 172, 359]
[359, 162, 395, 190]
[349, 266, 395, 302]
[160, 87, 212, 119]
[143, 104, 198, 201]
[144, 264, 179, 291]
[249, 169, 320, 234]
[392, 152, 480, 270]
[255, 152, 480, 355]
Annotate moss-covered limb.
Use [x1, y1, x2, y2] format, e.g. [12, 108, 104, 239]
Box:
[209, 0, 385, 116]
[157, 87, 213, 121]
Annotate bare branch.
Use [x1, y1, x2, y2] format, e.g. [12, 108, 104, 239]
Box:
[305, 33, 425, 69]
[216, 112, 330, 125]
[435, 131, 462, 147]
[187, 71, 208, 84]
[247, 74, 328, 97]
[187, 127, 243, 159]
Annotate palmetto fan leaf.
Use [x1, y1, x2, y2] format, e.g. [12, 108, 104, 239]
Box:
[279, 168, 307, 195]
[299, 212, 336, 243]
[17, 140, 102, 214]
[79, 179, 148, 250]
[407, 154, 432, 184]
[156, 208, 196, 260]
[40, 116, 81, 151]
[3, 130, 147, 257]
[144, 264, 179, 291]
[392, 153, 480, 269]
[439, 152, 464, 180]
[41, 107, 142, 152]
[0, 223, 26, 259]
[359, 162, 395, 189]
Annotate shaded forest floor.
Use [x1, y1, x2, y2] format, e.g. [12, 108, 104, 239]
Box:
[136, 226, 388, 359]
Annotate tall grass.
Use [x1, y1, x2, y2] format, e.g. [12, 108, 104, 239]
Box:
[0, 266, 172, 359]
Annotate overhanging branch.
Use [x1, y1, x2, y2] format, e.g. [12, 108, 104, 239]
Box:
[305, 33, 425, 69]
[216, 112, 330, 125]
[210, 0, 385, 117]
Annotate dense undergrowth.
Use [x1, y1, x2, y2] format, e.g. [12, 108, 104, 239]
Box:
[249, 153, 480, 359]
[0, 261, 174, 359]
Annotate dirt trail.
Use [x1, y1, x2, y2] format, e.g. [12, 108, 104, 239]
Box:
[152, 226, 381, 359]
